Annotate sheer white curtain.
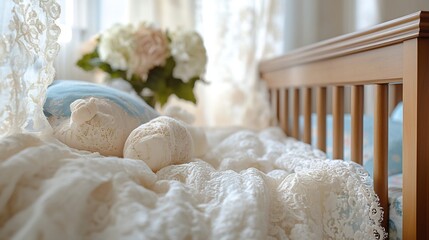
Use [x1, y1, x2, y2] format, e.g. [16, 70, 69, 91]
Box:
[55, 0, 103, 81]
[190, 0, 285, 129]
[0, 0, 61, 137]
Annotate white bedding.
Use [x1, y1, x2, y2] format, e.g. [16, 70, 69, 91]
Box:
[0, 127, 384, 240]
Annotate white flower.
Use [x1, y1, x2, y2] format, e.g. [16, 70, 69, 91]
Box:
[98, 23, 134, 71]
[170, 31, 207, 82]
[131, 23, 170, 80]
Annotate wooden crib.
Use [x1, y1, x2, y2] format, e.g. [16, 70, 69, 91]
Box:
[259, 11, 429, 239]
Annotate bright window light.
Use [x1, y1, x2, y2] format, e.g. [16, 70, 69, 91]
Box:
[355, 0, 380, 30]
[58, 0, 74, 44]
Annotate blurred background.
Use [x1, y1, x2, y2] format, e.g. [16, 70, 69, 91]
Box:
[55, 0, 429, 128]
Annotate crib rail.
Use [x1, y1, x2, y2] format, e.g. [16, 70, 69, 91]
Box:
[260, 11, 429, 239]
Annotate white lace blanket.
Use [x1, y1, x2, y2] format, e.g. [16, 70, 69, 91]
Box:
[0, 127, 384, 240]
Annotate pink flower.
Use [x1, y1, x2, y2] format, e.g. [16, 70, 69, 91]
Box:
[131, 24, 170, 80]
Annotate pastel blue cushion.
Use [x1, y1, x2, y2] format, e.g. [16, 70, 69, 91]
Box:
[44, 80, 159, 124]
[361, 118, 402, 177]
[303, 114, 403, 176]
[390, 102, 403, 123]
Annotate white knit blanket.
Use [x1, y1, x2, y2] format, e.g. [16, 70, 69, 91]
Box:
[0, 127, 384, 240]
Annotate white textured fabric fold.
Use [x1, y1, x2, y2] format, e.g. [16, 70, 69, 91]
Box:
[0, 128, 385, 239]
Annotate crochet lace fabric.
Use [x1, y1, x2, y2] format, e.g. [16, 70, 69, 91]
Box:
[124, 116, 194, 171]
[0, 0, 61, 137]
[0, 128, 385, 239]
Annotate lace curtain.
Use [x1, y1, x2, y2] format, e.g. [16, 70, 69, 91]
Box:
[191, 0, 284, 128]
[0, 0, 61, 138]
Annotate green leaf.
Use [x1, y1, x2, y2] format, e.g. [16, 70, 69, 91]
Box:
[76, 51, 99, 71]
[128, 74, 145, 93]
[173, 80, 197, 103]
[154, 89, 173, 107]
[186, 77, 200, 88]
[142, 96, 156, 108]
[146, 57, 176, 87]
[145, 74, 167, 92]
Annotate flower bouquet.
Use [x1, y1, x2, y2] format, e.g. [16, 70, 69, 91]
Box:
[77, 23, 207, 107]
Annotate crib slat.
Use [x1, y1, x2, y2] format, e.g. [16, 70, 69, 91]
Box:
[270, 89, 279, 122]
[351, 85, 364, 165]
[333, 86, 344, 159]
[292, 88, 300, 139]
[276, 89, 281, 124]
[303, 88, 312, 144]
[374, 84, 389, 231]
[317, 87, 327, 151]
[279, 88, 289, 135]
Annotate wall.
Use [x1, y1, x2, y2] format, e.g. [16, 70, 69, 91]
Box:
[379, 0, 428, 21]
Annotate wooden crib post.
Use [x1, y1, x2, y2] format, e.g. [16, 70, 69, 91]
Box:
[374, 84, 389, 231]
[402, 38, 429, 239]
[276, 89, 280, 122]
[279, 89, 289, 135]
[303, 88, 312, 144]
[292, 88, 300, 139]
[351, 85, 364, 165]
[317, 87, 327, 151]
[270, 89, 279, 122]
[333, 86, 344, 159]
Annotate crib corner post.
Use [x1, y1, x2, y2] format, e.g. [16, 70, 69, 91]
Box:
[402, 38, 429, 239]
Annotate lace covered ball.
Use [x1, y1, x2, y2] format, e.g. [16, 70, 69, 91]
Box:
[124, 116, 194, 171]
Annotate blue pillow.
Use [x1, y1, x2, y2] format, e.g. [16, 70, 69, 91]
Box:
[361, 118, 402, 177]
[44, 80, 159, 124]
[391, 102, 403, 123]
